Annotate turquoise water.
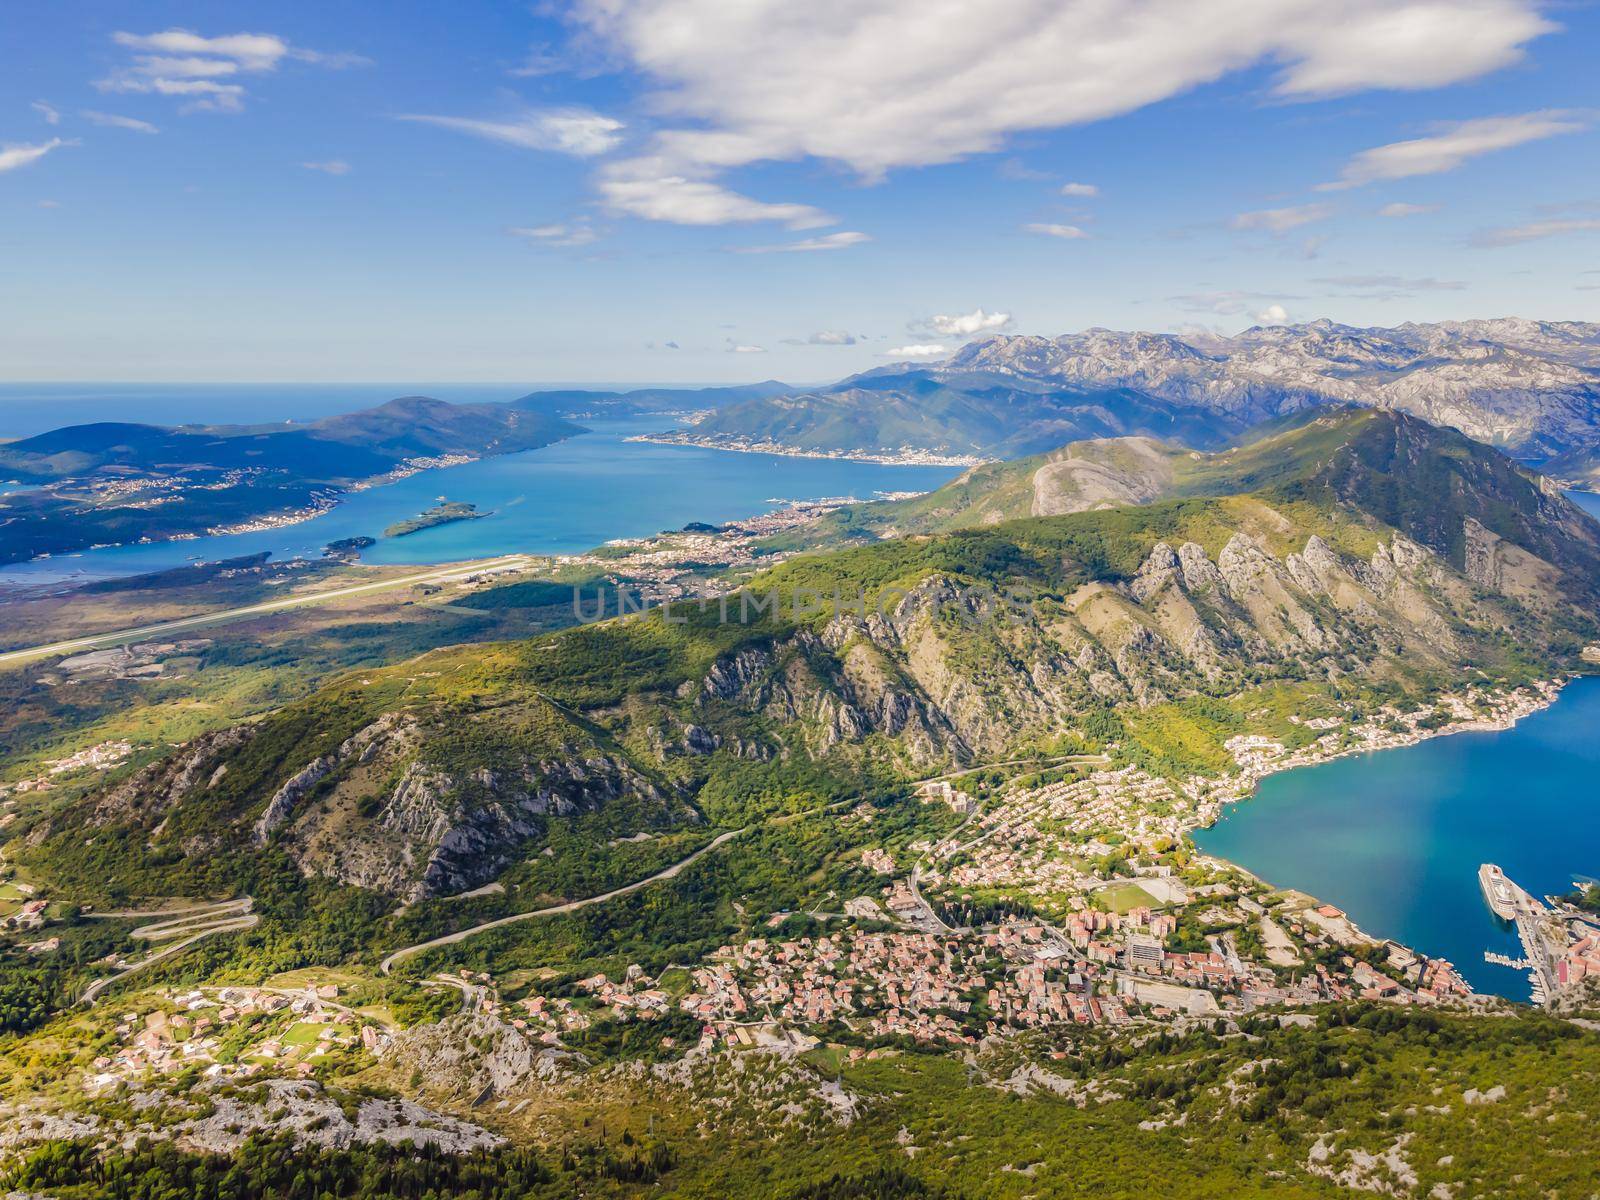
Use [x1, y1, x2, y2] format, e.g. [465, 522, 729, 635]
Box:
[1195, 675, 1600, 1000]
[0, 416, 960, 587]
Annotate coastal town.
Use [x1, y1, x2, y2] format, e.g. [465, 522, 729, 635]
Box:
[545, 497, 873, 607]
[628, 429, 991, 468]
[7, 681, 1592, 1091]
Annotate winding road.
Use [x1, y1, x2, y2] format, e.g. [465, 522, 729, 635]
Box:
[379, 829, 746, 974]
[80, 898, 259, 1005]
[379, 756, 1109, 975]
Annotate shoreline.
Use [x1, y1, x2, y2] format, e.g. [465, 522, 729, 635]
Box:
[1190, 677, 1568, 831]
[627, 432, 989, 468]
[1182, 676, 1575, 999]
[6, 448, 518, 573]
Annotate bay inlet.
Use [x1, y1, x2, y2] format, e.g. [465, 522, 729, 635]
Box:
[0, 415, 962, 587]
[1195, 674, 1600, 1000]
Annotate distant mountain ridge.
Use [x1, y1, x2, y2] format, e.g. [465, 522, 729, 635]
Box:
[0, 396, 583, 486]
[0, 382, 804, 566]
[676, 319, 1600, 481]
[509, 380, 792, 419]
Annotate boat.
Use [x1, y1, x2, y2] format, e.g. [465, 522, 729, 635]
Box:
[1479, 863, 1519, 922]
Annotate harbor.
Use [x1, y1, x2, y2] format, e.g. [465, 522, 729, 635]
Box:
[1479, 862, 1600, 1006]
[1194, 678, 1600, 1001]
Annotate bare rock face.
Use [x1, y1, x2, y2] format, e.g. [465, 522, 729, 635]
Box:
[385, 1012, 577, 1102]
[682, 724, 721, 754]
[1177, 542, 1224, 593]
[673, 512, 1529, 767]
[1130, 542, 1182, 602]
[1, 1078, 500, 1156]
[89, 725, 253, 829]
[1463, 517, 1504, 589]
[254, 757, 335, 844]
[254, 713, 416, 845]
[292, 744, 671, 902]
[179, 1077, 501, 1153]
[947, 318, 1600, 464]
[701, 645, 775, 703]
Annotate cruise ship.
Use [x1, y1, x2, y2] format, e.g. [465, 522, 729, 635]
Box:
[1479, 863, 1519, 922]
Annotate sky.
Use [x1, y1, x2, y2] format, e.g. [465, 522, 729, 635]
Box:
[3, 1, 1599, 384]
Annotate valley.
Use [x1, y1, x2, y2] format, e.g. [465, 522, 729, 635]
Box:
[3, 402, 1600, 1196]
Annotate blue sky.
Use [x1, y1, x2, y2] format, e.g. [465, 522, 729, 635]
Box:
[3, 1, 1598, 383]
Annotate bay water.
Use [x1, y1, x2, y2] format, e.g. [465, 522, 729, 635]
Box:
[1196, 675, 1600, 1000]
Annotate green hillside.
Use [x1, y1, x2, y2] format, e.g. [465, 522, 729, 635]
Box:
[780, 409, 1600, 594]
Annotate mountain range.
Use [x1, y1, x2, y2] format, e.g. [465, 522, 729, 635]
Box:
[673, 319, 1600, 481]
[30, 410, 1599, 907]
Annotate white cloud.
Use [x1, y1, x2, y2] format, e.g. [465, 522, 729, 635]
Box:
[1377, 201, 1440, 217]
[0, 138, 70, 173]
[510, 222, 600, 247]
[113, 30, 291, 70]
[301, 159, 350, 174]
[727, 342, 767, 353]
[577, 1, 1549, 175]
[882, 344, 948, 359]
[569, 0, 1550, 226]
[926, 309, 1012, 336]
[510, 44, 566, 78]
[598, 157, 833, 228]
[1059, 181, 1098, 197]
[1255, 304, 1290, 324]
[104, 78, 248, 112]
[38, 198, 61, 208]
[783, 330, 858, 346]
[399, 109, 624, 157]
[83, 111, 160, 133]
[32, 101, 60, 125]
[98, 28, 364, 113]
[734, 231, 869, 253]
[133, 55, 242, 79]
[1322, 111, 1588, 190]
[1231, 203, 1334, 233]
[1024, 222, 1089, 239]
[1472, 218, 1600, 247]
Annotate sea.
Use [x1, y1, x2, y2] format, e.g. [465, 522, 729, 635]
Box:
[0, 384, 961, 588]
[1195, 675, 1600, 1000]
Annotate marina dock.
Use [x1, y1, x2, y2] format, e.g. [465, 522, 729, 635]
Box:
[1480, 862, 1560, 1005]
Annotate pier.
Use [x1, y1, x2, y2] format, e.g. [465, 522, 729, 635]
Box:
[1480, 863, 1561, 1005]
[1483, 951, 1531, 970]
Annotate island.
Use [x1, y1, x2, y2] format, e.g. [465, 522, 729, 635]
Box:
[322, 535, 377, 559]
[382, 500, 488, 538]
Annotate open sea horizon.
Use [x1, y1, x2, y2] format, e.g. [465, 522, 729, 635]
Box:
[0, 381, 748, 439]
